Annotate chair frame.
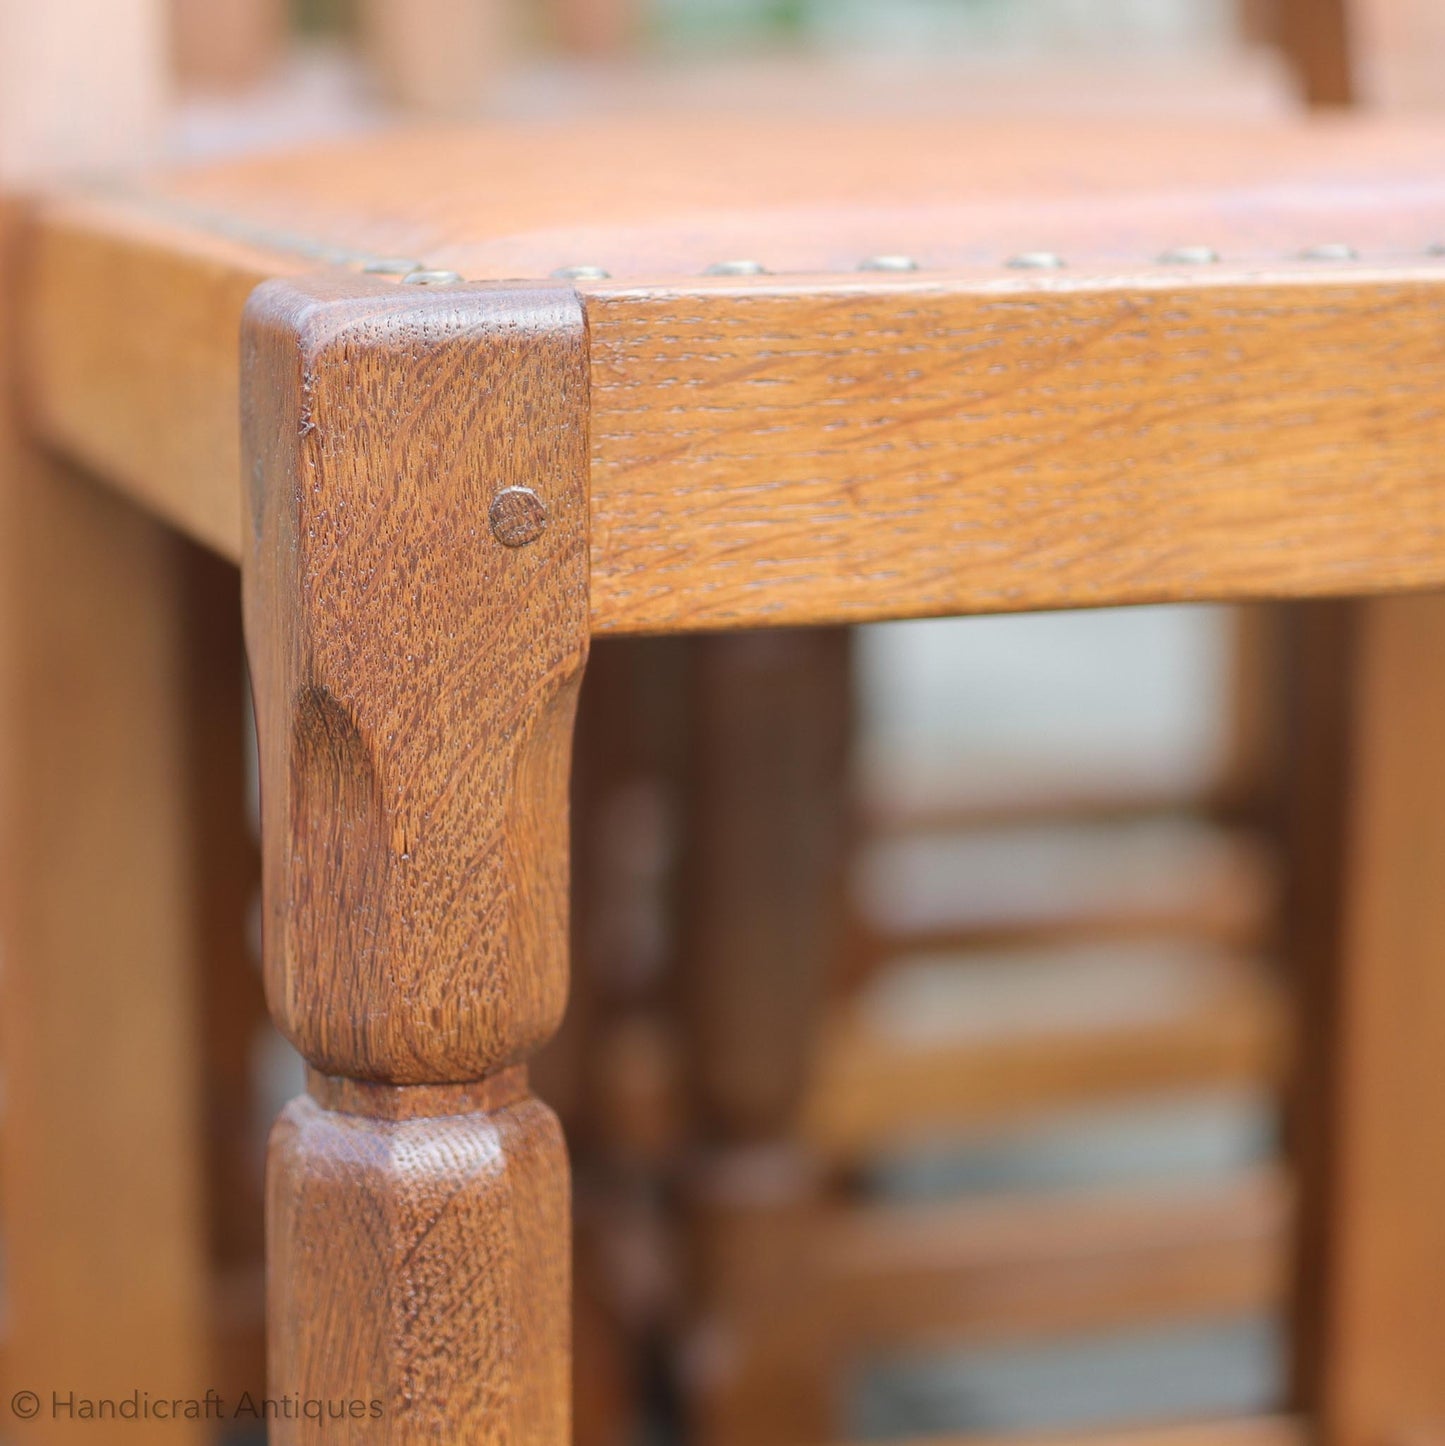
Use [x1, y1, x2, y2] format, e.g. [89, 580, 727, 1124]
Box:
[7, 139, 1445, 1443]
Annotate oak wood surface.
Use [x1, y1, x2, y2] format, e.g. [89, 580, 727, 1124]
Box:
[22, 117, 1445, 632]
[690, 1166, 1289, 1442]
[14, 102, 1445, 1445]
[857, 821, 1274, 957]
[801, 953, 1286, 1157]
[1277, 599, 1357, 1422]
[815, 1167, 1289, 1350]
[584, 271, 1445, 632]
[243, 275, 587, 1440]
[0, 13, 219, 1433]
[268, 1086, 569, 1444]
[680, 628, 852, 1140]
[1, 191, 212, 1440]
[0, 476, 215, 1446]
[242, 275, 589, 1083]
[79, 117, 1445, 282]
[185, 552, 267, 1287]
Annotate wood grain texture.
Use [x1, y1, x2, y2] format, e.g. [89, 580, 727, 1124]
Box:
[22, 118, 1445, 630]
[241, 275, 589, 1083]
[586, 272, 1445, 631]
[244, 276, 585, 1440]
[267, 1087, 569, 1444]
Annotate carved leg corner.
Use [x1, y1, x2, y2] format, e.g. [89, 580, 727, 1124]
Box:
[241, 275, 589, 1443]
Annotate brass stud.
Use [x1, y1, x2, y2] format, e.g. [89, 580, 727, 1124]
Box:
[1300, 243, 1358, 261]
[1007, 251, 1065, 270]
[489, 487, 548, 547]
[705, 259, 768, 276]
[859, 255, 919, 273]
[1159, 245, 1220, 265]
[552, 264, 611, 281]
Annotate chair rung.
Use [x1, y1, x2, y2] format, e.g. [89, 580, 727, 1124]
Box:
[808, 1166, 1290, 1349]
[802, 961, 1286, 1158]
[864, 1413, 1308, 1446]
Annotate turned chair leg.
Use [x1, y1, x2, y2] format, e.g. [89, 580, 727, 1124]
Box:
[679, 628, 853, 1446]
[241, 276, 588, 1441]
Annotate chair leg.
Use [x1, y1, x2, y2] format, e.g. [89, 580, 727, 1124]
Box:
[679, 628, 853, 1446]
[241, 278, 588, 1441]
[0, 453, 211, 1437]
[1286, 594, 1445, 1446]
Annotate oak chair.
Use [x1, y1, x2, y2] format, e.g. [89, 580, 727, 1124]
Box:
[7, 111, 1445, 1446]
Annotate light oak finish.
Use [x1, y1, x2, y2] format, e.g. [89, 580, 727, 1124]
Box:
[585, 270, 1445, 632]
[802, 955, 1287, 1158]
[1, 211, 210, 1441]
[681, 628, 852, 1140]
[14, 104, 1445, 1445]
[589, 947, 1286, 1167]
[242, 275, 587, 1440]
[691, 1166, 1289, 1443]
[0, 6, 205, 1432]
[268, 1082, 568, 1443]
[815, 1167, 1290, 1350]
[24, 120, 1445, 624]
[242, 275, 588, 1083]
[856, 823, 1274, 959]
[676, 628, 852, 1444]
